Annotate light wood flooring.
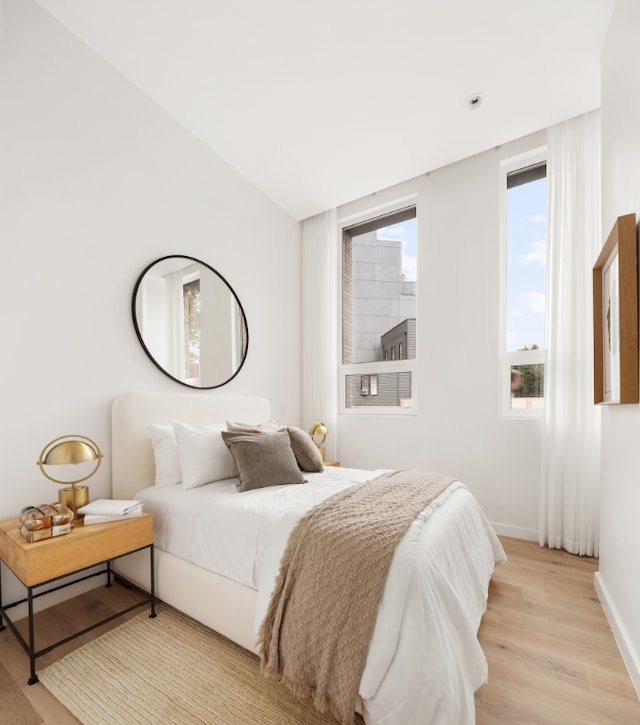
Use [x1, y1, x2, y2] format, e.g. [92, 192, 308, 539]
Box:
[0, 537, 638, 724]
[476, 537, 640, 724]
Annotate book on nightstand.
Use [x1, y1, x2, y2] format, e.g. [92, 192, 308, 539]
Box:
[82, 508, 143, 526]
[77, 499, 143, 525]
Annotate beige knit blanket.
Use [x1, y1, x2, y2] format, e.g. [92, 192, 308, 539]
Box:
[258, 469, 456, 725]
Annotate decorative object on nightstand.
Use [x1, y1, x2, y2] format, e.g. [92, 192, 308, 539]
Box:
[308, 422, 328, 462]
[36, 435, 103, 515]
[19, 503, 73, 542]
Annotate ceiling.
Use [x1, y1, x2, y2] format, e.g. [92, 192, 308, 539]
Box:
[35, 0, 615, 220]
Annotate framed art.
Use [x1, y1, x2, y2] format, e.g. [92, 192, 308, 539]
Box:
[593, 213, 638, 404]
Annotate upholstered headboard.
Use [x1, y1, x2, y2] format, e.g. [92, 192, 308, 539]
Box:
[111, 392, 271, 500]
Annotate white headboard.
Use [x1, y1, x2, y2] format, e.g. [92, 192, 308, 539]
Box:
[111, 392, 271, 500]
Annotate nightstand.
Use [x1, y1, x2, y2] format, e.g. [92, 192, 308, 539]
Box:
[0, 513, 155, 684]
[323, 461, 340, 467]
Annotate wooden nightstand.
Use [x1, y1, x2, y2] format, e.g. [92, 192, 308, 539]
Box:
[0, 513, 155, 684]
[323, 461, 340, 467]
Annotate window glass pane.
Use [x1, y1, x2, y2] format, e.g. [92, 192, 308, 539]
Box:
[510, 364, 544, 410]
[342, 206, 416, 411]
[346, 372, 412, 408]
[506, 173, 547, 352]
[183, 279, 201, 379]
[343, 209, 416, 364]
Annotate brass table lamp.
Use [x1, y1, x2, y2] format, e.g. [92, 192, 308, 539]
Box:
[309, 422, 328, 462]
[37, 435, 103, 514]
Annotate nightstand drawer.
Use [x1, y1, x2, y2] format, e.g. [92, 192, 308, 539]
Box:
[0, 514, 153, 587]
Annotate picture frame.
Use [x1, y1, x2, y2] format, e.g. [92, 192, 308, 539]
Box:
[593, 213, 638, 404]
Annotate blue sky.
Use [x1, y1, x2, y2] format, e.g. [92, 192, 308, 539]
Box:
[377, 219, 417, 280]
[506, 178, 547, 351]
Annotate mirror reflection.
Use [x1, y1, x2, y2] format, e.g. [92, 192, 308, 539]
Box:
[132, 255, 248, 389]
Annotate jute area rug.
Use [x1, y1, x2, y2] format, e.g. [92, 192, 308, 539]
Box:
[39, 604, 365, 725]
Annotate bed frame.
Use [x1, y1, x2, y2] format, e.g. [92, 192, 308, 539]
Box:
[111, 391, 272, 654]
[111, 392, 499, 722]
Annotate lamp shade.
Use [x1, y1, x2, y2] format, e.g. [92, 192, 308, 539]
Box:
[37, 435, 103, 485]
[43, 440, 99, 466]
[308, 422, 328, 446]
[37, 435, 103, 514]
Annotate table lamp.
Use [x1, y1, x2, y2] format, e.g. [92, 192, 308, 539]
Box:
[37, 435, 103, 514]
[309, 422, 328, 461]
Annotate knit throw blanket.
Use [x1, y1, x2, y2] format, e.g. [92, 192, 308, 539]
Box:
[258, 469, 456, 725]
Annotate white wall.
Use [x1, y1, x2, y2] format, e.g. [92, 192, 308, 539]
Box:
[0, 0, 301, 606]
[597, 0, 640, 696]
[337, 131, 546, 539]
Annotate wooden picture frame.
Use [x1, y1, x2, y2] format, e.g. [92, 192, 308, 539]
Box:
[593, 213, 638, 404]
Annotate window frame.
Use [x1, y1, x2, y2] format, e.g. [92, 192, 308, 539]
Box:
[338, 195, 418, 416]
[499, 147, 548, 419]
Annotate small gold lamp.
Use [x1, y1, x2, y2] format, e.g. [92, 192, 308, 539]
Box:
[37, 435, 103, 514]
[309, 422, 328, 462]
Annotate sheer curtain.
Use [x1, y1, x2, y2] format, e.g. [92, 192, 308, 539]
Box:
[539, 110, 602, 556]
[302, 209, 338, 461]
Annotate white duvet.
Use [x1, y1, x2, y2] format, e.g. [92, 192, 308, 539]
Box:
[136, 467, 505, 725]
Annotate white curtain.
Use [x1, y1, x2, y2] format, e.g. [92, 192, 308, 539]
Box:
[539, 110, 602, 556]
[302, 209, 339, 461]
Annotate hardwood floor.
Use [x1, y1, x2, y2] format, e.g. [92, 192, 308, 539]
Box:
[0, 537, 638, 724]
[0, 580, 145, 724]
[476, 537, 640, 724]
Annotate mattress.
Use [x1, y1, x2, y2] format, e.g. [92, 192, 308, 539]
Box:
[135, 466, 506, 724]
[136, 466, 384, 590]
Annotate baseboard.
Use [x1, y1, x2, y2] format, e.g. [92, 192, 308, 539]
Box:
[594, 571, 640, 699]
[490, 522, 538, 542]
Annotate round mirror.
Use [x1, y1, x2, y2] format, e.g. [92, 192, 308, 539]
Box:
[132, 255, 248, 389]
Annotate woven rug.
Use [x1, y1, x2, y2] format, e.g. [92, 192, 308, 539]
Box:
[39, 604, 364, 725]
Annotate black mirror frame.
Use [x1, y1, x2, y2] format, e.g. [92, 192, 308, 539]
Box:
[131, 255, 249, 390]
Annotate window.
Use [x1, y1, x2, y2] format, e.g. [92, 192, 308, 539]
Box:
[360, 374, 379, 397]
[341, 204, 417, 412]
[183, 278, 201, 380]
[500, 151, 547, 417]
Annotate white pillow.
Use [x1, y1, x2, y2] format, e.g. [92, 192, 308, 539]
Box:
[226, 419, 281, 433]
[147, 424, 182, 487]
[173, 420, 238, 489]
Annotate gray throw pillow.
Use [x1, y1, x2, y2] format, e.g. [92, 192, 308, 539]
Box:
[221, 430, 306, 491]
[287, 427, 324, 472]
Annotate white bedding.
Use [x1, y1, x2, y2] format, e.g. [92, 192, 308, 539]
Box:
[136, 466, 505, 725]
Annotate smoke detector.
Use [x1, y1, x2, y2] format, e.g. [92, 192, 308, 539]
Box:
[465, 93, 483, 110]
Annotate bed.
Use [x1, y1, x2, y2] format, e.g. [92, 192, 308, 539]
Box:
[111, 391, 505, 725]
